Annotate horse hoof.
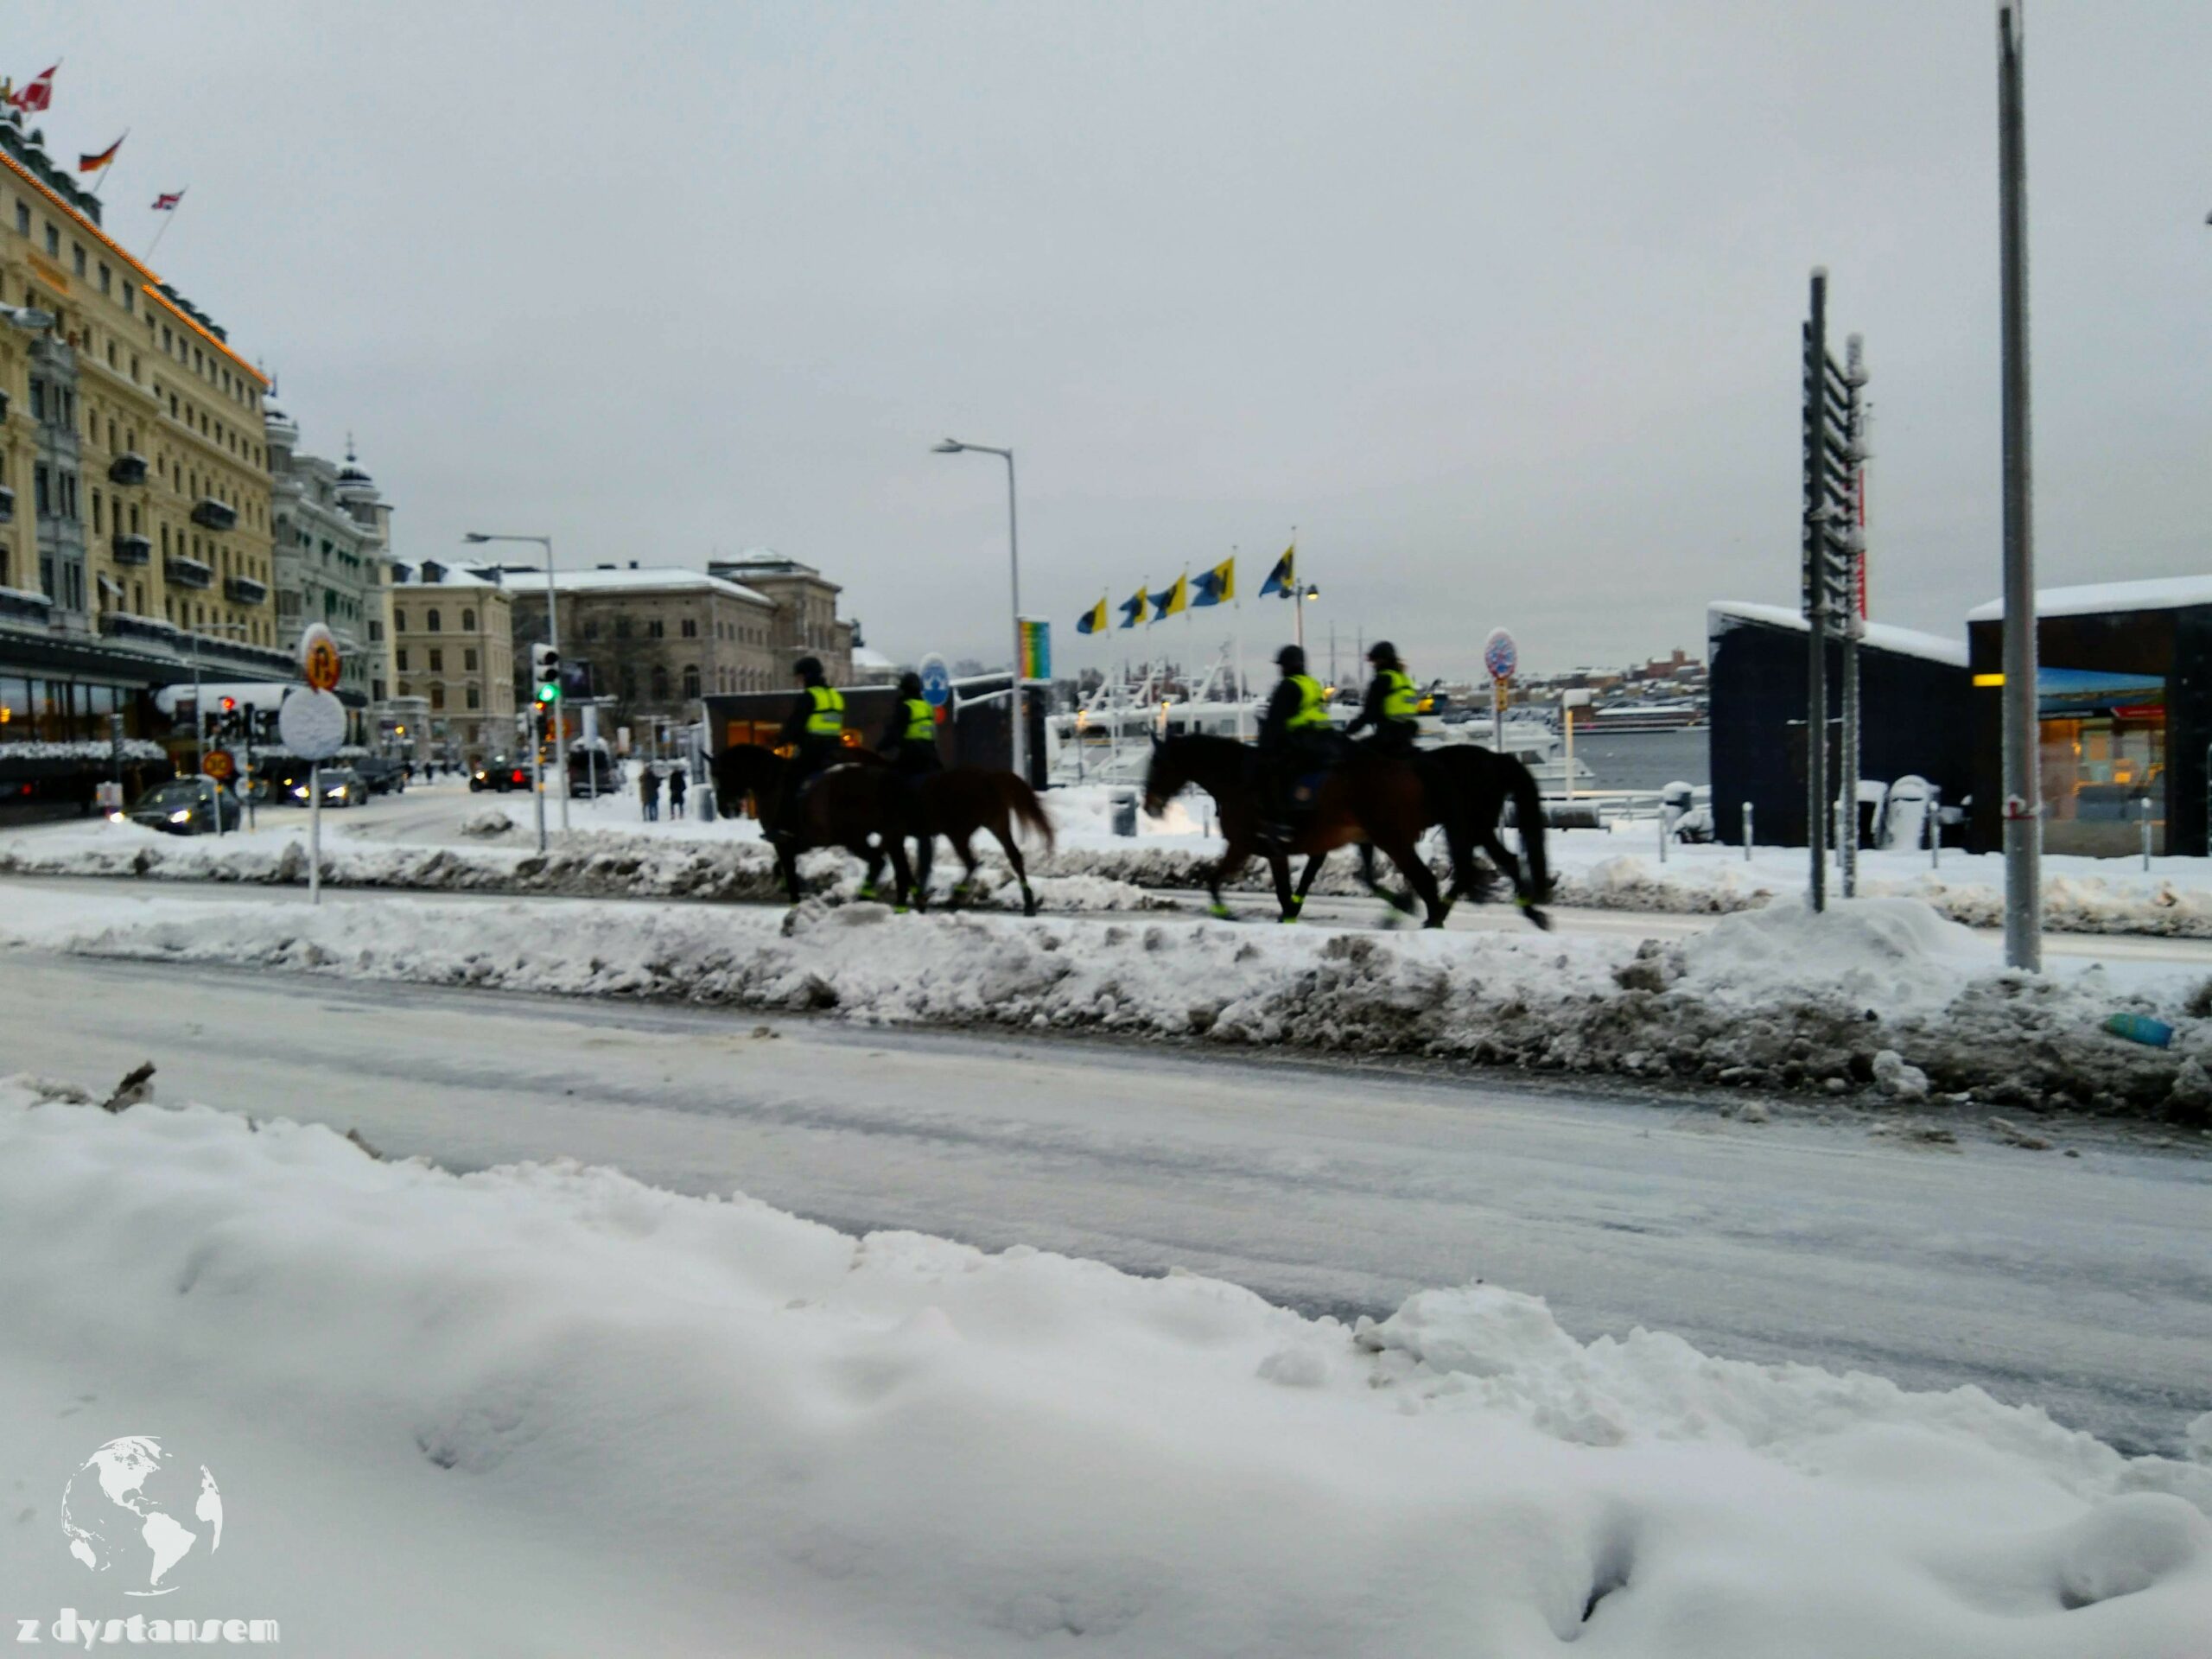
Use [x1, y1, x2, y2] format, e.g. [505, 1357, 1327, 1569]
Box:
[1278, 913, 1300, 925]
[1525, 908, 1554, 932]
[1207, 902, 1232, 920]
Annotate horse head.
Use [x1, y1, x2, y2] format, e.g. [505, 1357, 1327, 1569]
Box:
[1140, 734, 1183, 819]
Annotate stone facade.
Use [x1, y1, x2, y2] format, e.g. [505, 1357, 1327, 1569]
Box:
[265, 409, 391, 721]
[706, 551, 854, 688]
[390, 561, 515, 761]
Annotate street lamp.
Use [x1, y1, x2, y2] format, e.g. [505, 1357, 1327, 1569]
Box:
[1294, 582, 1319, 653]
[463, 531, 567, 835]
[932, 439, 1026, 782]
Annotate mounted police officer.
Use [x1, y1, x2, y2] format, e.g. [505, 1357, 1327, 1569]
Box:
[770, 655, 845, 841]
[876, 670, 943, 783]
[1255, 644, 1337, 838]
[1346, 640, 1421, 759]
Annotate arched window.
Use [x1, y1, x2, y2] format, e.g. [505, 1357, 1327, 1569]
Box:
[620, 667, 638, 702]
[650, 664, 671, 702]
[426, 608, 442, 632]
[682, 664, 700, 700]
[394, 608, 406, 632]
[461, 607, 476, 631]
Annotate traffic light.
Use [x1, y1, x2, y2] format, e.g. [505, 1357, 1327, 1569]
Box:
[531, 643, 561, 705]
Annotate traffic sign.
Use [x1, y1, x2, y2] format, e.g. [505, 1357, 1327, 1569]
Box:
[918, 653, 952, 709]
[300, 623, 342, 693]
[277, 688, 346, 761]
[1483, 627, 1517, 683]
[202, 749, 235, 781]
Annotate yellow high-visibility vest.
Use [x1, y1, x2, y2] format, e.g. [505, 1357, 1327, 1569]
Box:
[901, 698, 935, 742]
[805, 684, 845, 736]
[1380, 668, 1418, 722]
[1285, 674, 1331, 731]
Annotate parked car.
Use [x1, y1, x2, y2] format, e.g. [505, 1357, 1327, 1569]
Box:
[353, 756, 408, 796]
[277, 766, 366, 809]
[127, 778, 240, 836]
[469, 754, 535, 793]
[567, 744, 625, 798]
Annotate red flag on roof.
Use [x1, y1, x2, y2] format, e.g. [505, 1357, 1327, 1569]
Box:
[151, 189, 184, 211]
[10, 64, 56, 113]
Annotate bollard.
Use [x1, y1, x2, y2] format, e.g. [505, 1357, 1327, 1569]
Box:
[2141, 797, 2152, 871]
[1657, 806, 1669, 863]
[1743, 802, 1753, 861]
[1929, 806, 1940, 869]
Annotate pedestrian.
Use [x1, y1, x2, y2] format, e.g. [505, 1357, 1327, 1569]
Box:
[639, 763, 661, 822]
[667, 764, 688, 820]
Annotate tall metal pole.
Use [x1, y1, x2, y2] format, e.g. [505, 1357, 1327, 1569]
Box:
[1997, 4, 2042, 970]
[1803, 269, 1830, 912]
[1003, 449, 1024, 785]
[538, 537, 568, 834]
[1840, 333, 1867, 899]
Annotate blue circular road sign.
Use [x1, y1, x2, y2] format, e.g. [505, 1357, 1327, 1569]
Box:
[918, 653, 953, 709]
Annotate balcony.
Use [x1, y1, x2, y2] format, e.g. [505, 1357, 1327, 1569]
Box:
[225, 575, 268, 607]
[190, 497, 238, 532]
[111, 533, 151, 566]
[0, 586, 52, 625]
[106, 452, 149, 487]
[99, 611, 180, 647]
[164, 555, 213, 591]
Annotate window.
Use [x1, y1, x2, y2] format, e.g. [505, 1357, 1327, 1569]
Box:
[430, 684, 445, 710]
[12, 202, 25, 235]
[98, 264, 110, 295]
[461, 607, 476, 631]
[681, 618, 697, 639]
[396, 649, 409, 671]
[72, 245, 85, 277]
[682, 664, 701, 699]
[463, 648, 477, 672]
[466, 686, 480, 710]
[651, 665, 671, 701]
[44, 224, 58, 256]
[124, 289, 134, 317]
[582, 620, 598, 642]
[368, 620, 383, 643]
[428, 649, 443, 672]
[614, 616, 631, 639]
[394, 608, 407, 632]
[648, 619, 665, 639]
[426, 608, 442, 632]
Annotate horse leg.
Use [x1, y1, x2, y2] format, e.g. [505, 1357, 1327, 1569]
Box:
[858, 842, 886, 903]
[988, 809, 1039, 918]
[950, 835, 980, 907]
[885, 833, 917, 913]
[1284, 849, 1327, 922]
[1381, 836, 1449, 929]
[1265, 844, 1296, 920]
[1206, 842, 1251, 919]
[1358, 841, 1415, 918]
[910, 828, 934, 911]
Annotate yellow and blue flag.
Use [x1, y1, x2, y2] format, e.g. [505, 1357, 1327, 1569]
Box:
[1077, 595, 1109, 636]
[1150, 572, 1188, 620]
[1116, 586, 1148, 629]
[1259, 544, 1295, 598]
[1192, 556, 1235, 607]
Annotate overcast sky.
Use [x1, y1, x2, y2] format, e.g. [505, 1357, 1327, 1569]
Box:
[17, 2, 2210, 680]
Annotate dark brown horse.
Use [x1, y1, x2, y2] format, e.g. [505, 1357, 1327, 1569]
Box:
[1142, 734, 1450, 926]
[710, 744, 1056, 915]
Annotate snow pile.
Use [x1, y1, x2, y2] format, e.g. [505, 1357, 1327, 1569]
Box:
[24, 890, 2212, 1121]
[3, 1075, 2205, 1656]
[459, 807, 515, 838]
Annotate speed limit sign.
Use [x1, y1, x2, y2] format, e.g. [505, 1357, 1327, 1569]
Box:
[203, 748, 235, 781]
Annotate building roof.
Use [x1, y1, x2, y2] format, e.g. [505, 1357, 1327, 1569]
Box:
[548, 565, 772, 606]
[851, 645, 896, 670]
[1707, 601, 1968, 668]
[392, 561, 510, 592]
[1965, 575, 2212, 623]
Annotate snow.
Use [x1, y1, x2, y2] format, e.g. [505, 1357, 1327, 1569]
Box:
[151, 679, 296, 715]
[8, 874, 2212, 1119]
[1968, 575, 2212, 622]
[2, 1071, 2206, 1655]
[549, 564, 772, 606]
[0, 738, 167, 762]
[1709, 600, 1970, 667]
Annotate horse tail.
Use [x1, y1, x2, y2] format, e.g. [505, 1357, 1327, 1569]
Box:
[1003, 775, 1057, 855]
[1504, 754, 1551, 901]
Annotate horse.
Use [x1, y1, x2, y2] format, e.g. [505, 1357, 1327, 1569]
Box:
[710, 743, 914, 907]
[866, 768, 1058, 917]
[1142, 734, 1450, 927]
[1420, 742, 1553, 926]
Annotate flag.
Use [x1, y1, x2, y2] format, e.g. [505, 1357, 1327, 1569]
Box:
[10, 63, 55, 114]
[78, 134, 123, 174]
[1076, 595, 1109, 636]
[1259, 544, 1295, 598]
[1150, 572, 1187, 621]
[151, 189, 185, 211]
[1192, 555, 1235, 607]
[1116, 586, 1147, 629]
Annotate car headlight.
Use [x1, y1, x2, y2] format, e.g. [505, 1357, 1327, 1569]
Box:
[333, 786, 349, 798]
[291, 786, 308, 799]
[168, 809, 191, 823]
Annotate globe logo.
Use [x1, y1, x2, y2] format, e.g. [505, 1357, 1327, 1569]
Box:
[60, 1438, 224, 1596]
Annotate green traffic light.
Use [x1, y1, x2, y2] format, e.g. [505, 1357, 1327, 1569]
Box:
[536, 683, 559, 704]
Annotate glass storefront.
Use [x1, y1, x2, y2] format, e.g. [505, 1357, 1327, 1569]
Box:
[2037, 668, 2165, 857]
[0, 675, 155, 745]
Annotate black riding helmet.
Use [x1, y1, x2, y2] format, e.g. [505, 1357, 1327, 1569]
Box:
[897, 670, 924, 698]
[1275, 645, 1306, 673]
[795, 656, 825, 684]
[1367, 640, 1400, 667]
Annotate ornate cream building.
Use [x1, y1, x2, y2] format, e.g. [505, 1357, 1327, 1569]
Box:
[389, 560, 515, 760]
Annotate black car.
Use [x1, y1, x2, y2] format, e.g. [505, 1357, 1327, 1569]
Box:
[274, 766, 366, 809]
[127, 778, 241, 836]
[470, 754, 535, 793]
[353, 756, 408, 796]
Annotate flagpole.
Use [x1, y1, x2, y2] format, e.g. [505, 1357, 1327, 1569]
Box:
[87, 130, 127, 201]
[1232, 548, 1249, 741]
[1291, 528, 1303, 655]
[145, 194, 184, 263]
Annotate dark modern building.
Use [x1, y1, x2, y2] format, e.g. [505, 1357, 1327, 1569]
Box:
[1707, 601, 1973, 848]
[1966, 577, 2212, 858]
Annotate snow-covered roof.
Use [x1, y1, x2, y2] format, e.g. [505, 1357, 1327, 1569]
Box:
[1707, 601, 1967, 668]
[152, 680, 296, 715]
[851, 646, 896, 670]
[1966, 575, 2212, 622]
[393, 562, 506, 591]
[550, 567, 771, 606]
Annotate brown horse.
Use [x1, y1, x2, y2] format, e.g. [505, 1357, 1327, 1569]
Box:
[869, 768, 1057, 917]
[710, 745, 1056, 915]
[1141, 734, 1449, 926]
[710, 744, 914, 907]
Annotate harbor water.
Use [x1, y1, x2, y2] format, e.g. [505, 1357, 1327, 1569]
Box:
[1572, 726, 1709, 791]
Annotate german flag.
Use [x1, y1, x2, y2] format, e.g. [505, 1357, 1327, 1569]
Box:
[78, 133, 124, 174]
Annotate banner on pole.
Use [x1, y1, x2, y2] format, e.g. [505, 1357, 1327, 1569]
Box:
[1018, 617, 1052, 683]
